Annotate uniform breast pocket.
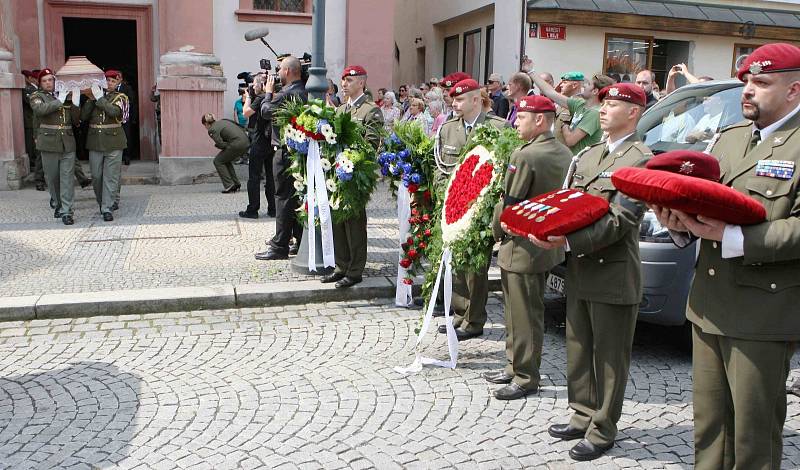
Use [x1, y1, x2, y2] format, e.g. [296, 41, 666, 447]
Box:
[744, 177, 794, 218]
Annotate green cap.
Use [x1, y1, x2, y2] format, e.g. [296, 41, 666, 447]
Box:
[561, 71, 585, 81]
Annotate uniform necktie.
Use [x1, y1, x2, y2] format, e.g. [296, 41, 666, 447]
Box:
[345, 103, 351, 113]
[749, 130, 761, 153]
[465, 124, 473, 135]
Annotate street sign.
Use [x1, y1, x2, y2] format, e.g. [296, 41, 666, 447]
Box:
[529, 22, 538, 38]
[540, 23, 566, 40]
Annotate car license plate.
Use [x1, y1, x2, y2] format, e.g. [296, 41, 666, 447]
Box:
[546, 273, 565, 295]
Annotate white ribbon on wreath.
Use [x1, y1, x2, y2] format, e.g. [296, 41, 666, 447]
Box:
[305, 140, 335, 271]
[394, 248, 458, 374]
[395, 185, 413, 307]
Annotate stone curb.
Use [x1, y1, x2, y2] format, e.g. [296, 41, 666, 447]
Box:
[0, 275, 502, 322]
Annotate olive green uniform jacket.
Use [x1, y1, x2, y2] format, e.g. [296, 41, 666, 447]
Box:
[434, 112, 507, 190]
[80, 91, 128, 151]
[29, 90, 79, 153]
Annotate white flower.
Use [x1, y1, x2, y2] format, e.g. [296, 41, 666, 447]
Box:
[310, 105, 323, 115]
[326, 178, 337, 192]
[320, 159, 331, 171]
[293, 180, 305, 191]
[297, 175, 305, 185]
[330, 198, 340, 210]
[343, 161, 354, 173]
[326, 136, 337, 145]
[320, 123, 334, 137]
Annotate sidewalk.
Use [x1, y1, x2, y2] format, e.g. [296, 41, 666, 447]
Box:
[0, 179, 500, 319]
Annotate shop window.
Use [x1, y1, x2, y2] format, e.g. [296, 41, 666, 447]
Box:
[485, 25, 494, 81]
[604, 35, 653, 84]
[733, 43, 761, 77]
[236, 0, 311, 23]
[463, 29, 482, 83]
[443, 35, 459, 77]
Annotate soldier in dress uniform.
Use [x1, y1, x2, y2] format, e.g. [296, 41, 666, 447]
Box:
[201, 113, 248, 193]
[22, 70, 46, 191]
[652, 42, 800, 470]
[529, 83, 652, 461]
[434, 78, 507, 341]
[30, 68, 80, 225]
[80, 76, 129, 222]
[485, 96, 570, 400]
[321, 65, 384, 289]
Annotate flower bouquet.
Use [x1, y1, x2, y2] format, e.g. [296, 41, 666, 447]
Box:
[276, 98, 381, 224]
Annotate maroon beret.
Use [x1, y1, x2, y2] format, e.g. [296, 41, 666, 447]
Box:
[736, 43, 800, 81]
[646, 150, 720, 182]
[104, 69, 122, 79]
[599, 83, 646, 107]
[21, 69, 32, 77]
[442, 72, 472, 88]
[448, 78, 480, 97]
[342, 65, 367, 79]
[515, 95, 556, 113]
[37, 68, 54, 83]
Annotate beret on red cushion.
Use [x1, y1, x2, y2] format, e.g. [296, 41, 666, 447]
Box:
[500, 189, 610, 239]
[611, 167, 766, 225]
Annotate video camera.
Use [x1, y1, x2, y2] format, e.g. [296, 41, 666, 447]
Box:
[244, 27, 312, 94]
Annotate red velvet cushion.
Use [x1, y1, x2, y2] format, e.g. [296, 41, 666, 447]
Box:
[500, 189, 610, 239]
[611, 168, 766, 225]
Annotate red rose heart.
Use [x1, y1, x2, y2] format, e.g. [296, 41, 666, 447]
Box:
[444, 154, 494, 225]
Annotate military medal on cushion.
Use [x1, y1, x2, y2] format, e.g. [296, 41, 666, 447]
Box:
[500, 188, 610, 239]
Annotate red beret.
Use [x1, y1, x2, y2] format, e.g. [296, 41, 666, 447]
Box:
[21, 69, 32, 77]
[500, 189, 610, 239]
[736, 43, 800, 81]
[37, 68, 54, 83]
[449, 78, 480, 97]
[599, 83, 646, 107]
[342, 65, 367, 79]
[646, 150, 720, 182]
[105, 70, 122, 79]
[515, 95, 556, 113]
[442, 72, 472, 88]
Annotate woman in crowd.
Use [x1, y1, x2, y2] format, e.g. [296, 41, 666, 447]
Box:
[428, 100, 447, 136]
[201, 113, 248, 193]
[381, 91, 402, 132]
[404, 97, 431, 135]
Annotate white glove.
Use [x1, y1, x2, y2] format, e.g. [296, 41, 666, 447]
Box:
[72, 88, 80, 102]
[91, 84, 103, 100]
[56, 90, 68, 104]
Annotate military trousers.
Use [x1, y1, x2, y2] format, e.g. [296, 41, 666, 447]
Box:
[332, 208, 368, 279]
[213, 146, 244, 190]
[40, 151, 76, 215]
[566, 297, 638, 447]
[25, 128, 45, 184]
[74, 160, 90, 186]
[501, 270, 546, 391]
[246, 140, 275, 214]
[692, 325, 793, 470]
[269, 147, 302, 252]
[89, 150, 122, 214]
[451, 249, 491, 333]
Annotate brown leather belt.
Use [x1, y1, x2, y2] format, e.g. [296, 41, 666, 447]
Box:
[39, 124, 68, 130]
[90, 124, 122, 129]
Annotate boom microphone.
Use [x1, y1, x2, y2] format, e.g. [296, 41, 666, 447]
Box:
[244, 27, 270, 42]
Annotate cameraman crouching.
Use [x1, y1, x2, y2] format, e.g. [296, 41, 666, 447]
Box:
[255, 55, 308, 261]
[239, 73, 276, 218]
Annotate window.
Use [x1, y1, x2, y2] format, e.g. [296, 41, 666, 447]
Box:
[236, 0, 311, 23]
[485, 25, 494, 82]
[732, 43, 761, 77]
[463, 29, 481, 83]
[443, 35, 459, 77]
[604, 34, 653, 84]
[253, 0, 305, 12]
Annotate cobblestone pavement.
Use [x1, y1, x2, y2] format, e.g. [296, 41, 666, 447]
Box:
[0, 181, 401, 297]
[0, 297, 799, 469]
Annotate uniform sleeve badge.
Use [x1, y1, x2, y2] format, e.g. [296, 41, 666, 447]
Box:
[508, 164, 517, 173]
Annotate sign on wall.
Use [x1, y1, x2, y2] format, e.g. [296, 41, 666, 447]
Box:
[539, 23, 566, 40]
[529, 22, 538, 38]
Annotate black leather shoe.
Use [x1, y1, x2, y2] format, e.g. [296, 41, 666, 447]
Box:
[548, 423, 585, 441]
[482, 370, 514, 384]
[80, 179, 92, 189]
[254, 250, 288, 261]
[267, 210, 276, 218]
[61, 215, 74, 225]
[335, 276, 362, 289]
[288, 243, 299, 256]
[569, 439, 613, 461]
[437, 321, 461, 334]
[321, 272, 345, 284]
[102, 212, 113, 222]
[53, 208, 62, 218]
[111, 202, 119, 211]
[239, 210, 258, 219]
[455, 327, 483, 341]
[35, 183, 46, 191]
[493, 382, 537, 400]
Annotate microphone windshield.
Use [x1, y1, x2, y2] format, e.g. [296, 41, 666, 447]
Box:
[244, 27, 270, 42]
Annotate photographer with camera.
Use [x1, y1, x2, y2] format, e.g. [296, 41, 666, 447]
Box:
[254, 55, 308, 261]
[239, 73, 276, 219]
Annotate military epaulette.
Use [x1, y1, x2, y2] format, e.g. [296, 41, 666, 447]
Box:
[486, 114, 506, 124]
[631, 140, 654, 157]
[719, 120, 751, 133]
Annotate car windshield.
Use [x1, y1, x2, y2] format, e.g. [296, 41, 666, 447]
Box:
[639, 82, 745, 154]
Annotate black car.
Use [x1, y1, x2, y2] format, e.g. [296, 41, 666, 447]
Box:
[546, 79, 746, 331]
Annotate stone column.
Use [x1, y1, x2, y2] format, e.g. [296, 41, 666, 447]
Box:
[157, 0, 227, 185]
[0, 0, 27, 190]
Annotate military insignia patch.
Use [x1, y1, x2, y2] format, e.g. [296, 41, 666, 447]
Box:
[519, 100, 527, 108]
[32, 98, 42, 105]
[508, 164, 517, 173]
[755, 159, 794, 179]
[455, 87, 463, 94]
[608, 88, 620, 97]
[749, 60, 772, 75]
[679, 161, 695, 175]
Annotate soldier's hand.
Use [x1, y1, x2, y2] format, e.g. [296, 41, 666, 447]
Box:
[521, 56, 534, 73]
[527, 234, 566, 249]
[673, 209, 726, 242]
[500, 222, 522, 237]
[91, 84, 103, 100]
[56, 90, 68, 104]
[265, 74, 275, 94]
[648, 204, 688, 232]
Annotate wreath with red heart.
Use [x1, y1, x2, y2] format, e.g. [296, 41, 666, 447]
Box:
[441, 145, 499, 244]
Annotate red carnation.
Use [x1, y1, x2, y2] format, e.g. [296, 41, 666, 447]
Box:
[403, 278, 413, 285]
[407, 237, 414, 245]
[421, 214, 430, 222]
[399, 258, 412, 268]
[408, 249, 418, 259]
[412, 208, 419, 217]
[424, 229, 432, 237]
[418, 242, 427, 249]
[408, 183, 419, 193]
